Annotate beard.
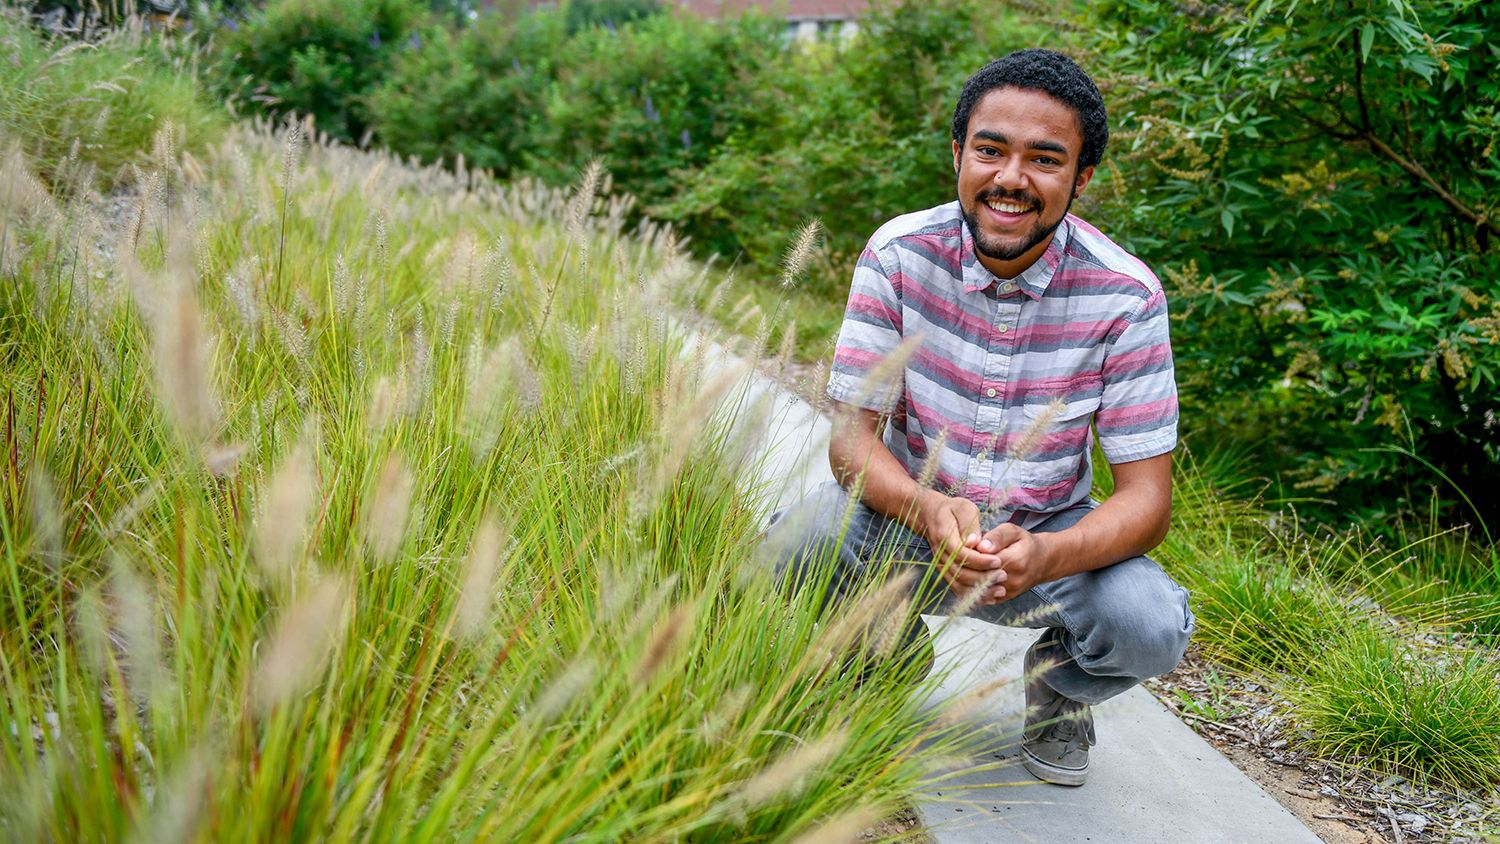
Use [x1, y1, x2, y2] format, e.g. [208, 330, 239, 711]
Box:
[959, 186, 1073, 265]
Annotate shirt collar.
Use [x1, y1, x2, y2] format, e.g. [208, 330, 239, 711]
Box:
[959, 212, 1071, 300]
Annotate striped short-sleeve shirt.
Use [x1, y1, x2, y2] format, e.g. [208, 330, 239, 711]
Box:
[827, 201, 1178, 528]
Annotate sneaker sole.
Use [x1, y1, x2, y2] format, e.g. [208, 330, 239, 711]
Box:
[1020, 744, 1088, 787]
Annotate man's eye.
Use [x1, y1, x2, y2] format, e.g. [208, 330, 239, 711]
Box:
[977, 146, 999, 156]
[1036, 156, 1059, 166]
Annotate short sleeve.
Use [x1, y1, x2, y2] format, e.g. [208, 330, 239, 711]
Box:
[1095, 287, 1179, 463]
[826, 243, 904, 413]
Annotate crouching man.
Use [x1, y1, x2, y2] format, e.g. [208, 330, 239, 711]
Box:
[764, 49, 1194, 787]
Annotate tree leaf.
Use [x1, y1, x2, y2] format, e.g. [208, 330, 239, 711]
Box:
[1360, 22, 1375, 61]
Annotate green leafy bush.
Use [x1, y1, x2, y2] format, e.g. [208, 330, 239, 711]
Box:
[1074, 0, 1500, 526]
[368, 10, 566, 176]
[530, 11, 783, 212]
[563, 0, 662, 32]
[213, 0, 432, 142]
[658, 1, 1048, 298]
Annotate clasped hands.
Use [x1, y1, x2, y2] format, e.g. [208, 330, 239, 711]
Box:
[915, 490, 1055, 605]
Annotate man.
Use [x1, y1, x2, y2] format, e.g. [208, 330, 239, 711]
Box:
[764, 49, 1194, 787]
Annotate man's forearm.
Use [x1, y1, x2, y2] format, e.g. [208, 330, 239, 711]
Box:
[827, 408, 946, 534]
[1032, 458, 1172, 580]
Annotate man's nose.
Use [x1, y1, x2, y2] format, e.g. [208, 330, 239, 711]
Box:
[993, 157, 1027, 191]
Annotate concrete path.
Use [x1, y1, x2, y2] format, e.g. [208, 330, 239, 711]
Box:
[700, 334, 1323, 844]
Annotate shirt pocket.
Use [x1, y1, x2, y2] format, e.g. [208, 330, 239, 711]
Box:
[1009, 374, 1102, 493]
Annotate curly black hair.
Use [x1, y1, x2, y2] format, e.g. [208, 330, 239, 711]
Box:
[951, 49, 1109, 170]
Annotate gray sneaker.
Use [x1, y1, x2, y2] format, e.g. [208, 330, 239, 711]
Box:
[1021, 635, 1096, 787]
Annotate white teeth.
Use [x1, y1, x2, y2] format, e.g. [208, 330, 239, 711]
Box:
[985, 199, 1029, 214]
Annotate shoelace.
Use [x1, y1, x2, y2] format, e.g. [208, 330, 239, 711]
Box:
[1050, 719, 1078, 743]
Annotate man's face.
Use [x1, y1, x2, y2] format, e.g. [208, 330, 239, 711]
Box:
[952, 86, 1094, 279]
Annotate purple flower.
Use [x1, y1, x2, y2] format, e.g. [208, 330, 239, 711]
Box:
[680, 128, 691, 149]
[406, 32, 422, 50]
[368, 29, 382, 48]
[644, 93, 660, 123]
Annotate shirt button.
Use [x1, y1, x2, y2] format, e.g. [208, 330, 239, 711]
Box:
[986, 388, 997, 398]
[1001, 282, 1017, 293]
[997, 324, 1009, 334]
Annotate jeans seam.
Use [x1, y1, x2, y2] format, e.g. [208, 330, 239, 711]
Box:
[1027, 581, 1079, 645]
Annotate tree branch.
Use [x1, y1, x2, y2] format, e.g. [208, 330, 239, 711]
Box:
[1281, 97, 1361, 141]
[1359, 132, 1499, 236]
[1345, 30, 1497, 237]
[1351, 31, 1373, 133]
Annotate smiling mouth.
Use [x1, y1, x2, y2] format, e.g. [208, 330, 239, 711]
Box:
[980, 192, 1039, 217]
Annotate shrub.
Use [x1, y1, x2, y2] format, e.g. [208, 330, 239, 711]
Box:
[367, 10, 567, 176]
[530, 10, 784, 214]
[657, 1, 1050, 296]
[1073, 0, 1500, 528]
[563, 0, 661, 33]
[212, 0, 431, 142]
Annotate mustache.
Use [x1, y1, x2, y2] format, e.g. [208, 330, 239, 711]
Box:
[978, 188, 1042, 210]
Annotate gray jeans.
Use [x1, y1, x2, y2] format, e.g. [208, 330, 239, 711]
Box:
[763, 481, 1194, 705]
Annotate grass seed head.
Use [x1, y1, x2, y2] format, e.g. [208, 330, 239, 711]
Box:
[633, 604, 692, 687]
[224, 256, 261, 335]
[811, 569, 917, 664]
[737, 729, 847, 810]
[503, 336, 542, 412]
[528, 657, 595, 723]
[254, 436, 318, 583]
[372, 212, 389, 270]
[333, 255, 352, 318]
[1008, 397, 1066, 459]
[364, 452, 415, 563]
[254, 577, 350, 713]
[104, 479, 162, 542]
[128, 744, 211, 844]
[0, 144, 57, 224]
[279, 117, 303, 193]
[368, 374, 405, 435]
[566, 159, 604, 235]
[153, 255, 220, 447]
[633, 362, 751, 520]
[787, 807, 883, 844]
[852, 334, 923, 412]
[455, 513, 509, 639]
[204, 442, 248, 478]
[26, 462, 62, 569]
[779, 219, 822, 289]
[108, 554, 165, 704]
[915, 426, 951, 490]
[75, 585, 112, 678]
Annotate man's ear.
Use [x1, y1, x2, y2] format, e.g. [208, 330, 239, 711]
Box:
[952, 139, 962, 175]
[1073, 165, 1096, 199]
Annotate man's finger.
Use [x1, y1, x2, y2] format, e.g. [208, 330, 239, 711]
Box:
[980, 522, 1024, 552]
[949, 564, 1005, 586]
[954, 546, 1002, 570]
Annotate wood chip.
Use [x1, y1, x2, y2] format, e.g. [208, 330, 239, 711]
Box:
[1312, 812, 1360, 823]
